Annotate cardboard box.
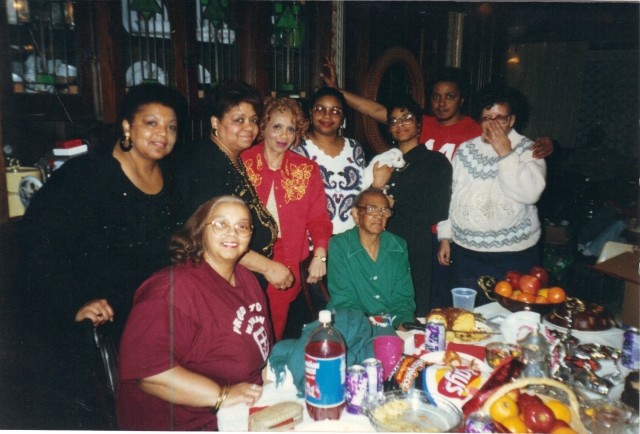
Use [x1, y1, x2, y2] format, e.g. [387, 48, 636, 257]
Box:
[545, 227, 569, 245]
[589, 251, 640, 328]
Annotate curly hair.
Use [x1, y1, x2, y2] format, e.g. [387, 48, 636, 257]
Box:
[206, 80, 263, 123]
[473, 83, 530, 131]
[385, 97, 424, 131]
[257, 97, 309, 147]
[170, 196, 251, 266]
[119, 83, 187, 132]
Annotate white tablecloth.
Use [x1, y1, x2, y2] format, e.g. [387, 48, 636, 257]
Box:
[218, 303, 630, 431]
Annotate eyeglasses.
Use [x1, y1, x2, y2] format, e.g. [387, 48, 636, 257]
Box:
[312, 105, 343, 116]
[388, 113, 415, 129]
[480, 114, 512, 125]
[206, 220, 253, 238]
[357, 204, 394, 217]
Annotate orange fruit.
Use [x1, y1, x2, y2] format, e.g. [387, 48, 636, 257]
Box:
[489, 395, 519, 423]
[495, 281, 513, 298]
[550, 427, 578, 434]
[501, 415, 529, 433]
[537, 288, 549, 298]
[511, 290, 522, 300]
[546, 400, 572, 424]
[517, 292, 536, 303]
[548, 287, 566, 303]
[535, 295, 550, 304]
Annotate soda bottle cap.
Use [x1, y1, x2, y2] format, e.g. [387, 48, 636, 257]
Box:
[318, 310, 331, 323]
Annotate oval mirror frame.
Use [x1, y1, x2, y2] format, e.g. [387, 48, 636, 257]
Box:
[363, 46, 425, 154]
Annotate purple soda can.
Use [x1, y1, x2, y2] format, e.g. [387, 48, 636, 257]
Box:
[345, 365, 368, 414]
[465, 412, 496, 433]
[622, 327, 640, 369]
[425, 321, 446, 352]
[362, 358, 384, 394]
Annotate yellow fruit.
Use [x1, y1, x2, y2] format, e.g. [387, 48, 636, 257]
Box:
[538, 288, 549, 298]
[546, 400, 572, 424]
[490, 395, 519, 423]
[501, 415, 529, 433]
[550, 427, 578, 434]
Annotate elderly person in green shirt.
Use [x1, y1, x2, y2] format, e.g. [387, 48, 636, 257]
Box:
[327, 188, 415, 330]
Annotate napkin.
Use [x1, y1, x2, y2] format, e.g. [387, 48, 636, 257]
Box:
[268, 309, 395, 397]
[499, 311, 541, 344]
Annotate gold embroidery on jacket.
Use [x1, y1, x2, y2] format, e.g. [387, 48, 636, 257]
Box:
[281, 161, 312, 203]
[244, 157, 262, 187]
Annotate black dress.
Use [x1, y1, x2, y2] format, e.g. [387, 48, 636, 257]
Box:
[20, 146, 174, 428]
[173, 138, 278, 259]
[385, 145, 452, 317]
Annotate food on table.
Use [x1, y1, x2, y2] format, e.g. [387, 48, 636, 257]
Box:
[494, 281, 513, 298]
[501, 415, 528, 433]
[547, 287, 566, 303]
[443, 350, 462, 367]
[426, 307, 475, 331]
[505, 271, 523, 291]
[485, 342, 521, 368]
[529, 266, 549, 287]
[545, 400, 572, 424]
[489, 395, 518, 423]
[426, 307, 491, 343]
[545, 300, 615, 331]
[248, 401, 303, 431]
[519, 274, 541, 295]
[523, 402, 556, 432]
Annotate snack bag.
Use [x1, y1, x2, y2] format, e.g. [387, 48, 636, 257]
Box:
[421, 364, 491, 409]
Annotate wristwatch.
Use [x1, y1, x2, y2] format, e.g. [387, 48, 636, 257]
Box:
[314, 255, 327, 262]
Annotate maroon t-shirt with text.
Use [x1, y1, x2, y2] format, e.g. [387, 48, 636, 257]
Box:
[116, 261, 273, 431]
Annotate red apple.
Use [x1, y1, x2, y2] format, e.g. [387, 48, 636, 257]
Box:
[550, 419, 570, 432]
[523, 402, 556, 433]
[530, 266, 549, 288]
[519, 274, 541, 295]
[517, 392, 544, 413]
[505, 271, 523, 291]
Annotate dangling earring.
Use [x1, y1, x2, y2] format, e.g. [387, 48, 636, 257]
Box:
[212, 128, 219, 138]
[120, 132, 133, 152]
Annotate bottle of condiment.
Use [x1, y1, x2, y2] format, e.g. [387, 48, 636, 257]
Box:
[304, 310, 346, 421]
[518, 325, 551, 378]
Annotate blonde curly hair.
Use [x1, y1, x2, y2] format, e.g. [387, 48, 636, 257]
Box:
[257, 97, 309, 147]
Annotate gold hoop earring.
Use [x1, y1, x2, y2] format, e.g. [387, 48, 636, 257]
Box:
[120, 132, 133, 152]
[212, 128, 219, 138]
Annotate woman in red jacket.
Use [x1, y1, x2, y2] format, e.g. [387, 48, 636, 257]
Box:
[242, 98, 332, 340]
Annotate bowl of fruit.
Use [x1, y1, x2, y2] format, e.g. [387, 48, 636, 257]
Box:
[483, 377, 587, 434]
[478, 267, 566, 316]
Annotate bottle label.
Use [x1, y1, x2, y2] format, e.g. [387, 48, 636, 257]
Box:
[304, 352, 345, 407]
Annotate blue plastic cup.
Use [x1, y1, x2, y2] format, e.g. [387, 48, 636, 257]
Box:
[451, 287, 477, 311]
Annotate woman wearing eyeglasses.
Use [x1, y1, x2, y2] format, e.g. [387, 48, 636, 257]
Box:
[292, 87, 391, 235]
[117, 196, 272, 430]
[437, 84, 546, 306]
[327, 188, 415, 330]
[379, 97, 453, 317]
[241, 97, 332, 341]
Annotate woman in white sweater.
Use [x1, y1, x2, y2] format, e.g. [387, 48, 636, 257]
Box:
[437, 84, 546, 306]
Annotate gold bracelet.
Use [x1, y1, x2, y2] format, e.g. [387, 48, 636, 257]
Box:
[210, 384, 231, 414]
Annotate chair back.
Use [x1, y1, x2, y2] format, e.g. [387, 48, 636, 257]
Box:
[299, 253, 331, 321]
[597, 241, 633, 264]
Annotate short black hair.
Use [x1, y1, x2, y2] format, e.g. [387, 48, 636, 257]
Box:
[308, 87, 347, 112]
[206, 80, 263, 121]
[473, 83, 530, 131]
[119, 83, 187, 128]
[429, 67, 469, 99]
[385, 97, 424, 124]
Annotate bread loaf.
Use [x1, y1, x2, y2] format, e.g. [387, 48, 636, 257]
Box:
[426, 308, 475, 331]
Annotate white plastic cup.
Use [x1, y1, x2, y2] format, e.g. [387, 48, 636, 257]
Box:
[451, 288, 477, 311]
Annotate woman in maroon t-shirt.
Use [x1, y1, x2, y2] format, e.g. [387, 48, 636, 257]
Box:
[117, 196, 274, 430]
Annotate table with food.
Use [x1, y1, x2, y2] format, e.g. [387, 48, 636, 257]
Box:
[218, 269, 639, 433]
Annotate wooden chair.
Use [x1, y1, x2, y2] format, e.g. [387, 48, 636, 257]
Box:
[299, 253, 331, 321]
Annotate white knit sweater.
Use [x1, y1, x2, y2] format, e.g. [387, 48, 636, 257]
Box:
[437, 129, 546, 252]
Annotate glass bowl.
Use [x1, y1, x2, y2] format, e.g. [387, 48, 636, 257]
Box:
[485, 342, 521, 368]
[363, 389, 463, 432]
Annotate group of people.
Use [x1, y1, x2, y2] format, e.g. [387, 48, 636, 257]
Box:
[20, 59, 552, 429]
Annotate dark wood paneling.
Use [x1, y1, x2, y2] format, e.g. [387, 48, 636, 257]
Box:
[237, 1, 270, 97]
[96, 1, 125, 124]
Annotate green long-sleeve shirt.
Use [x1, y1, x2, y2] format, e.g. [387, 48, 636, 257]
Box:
[327, 227, 416, 328]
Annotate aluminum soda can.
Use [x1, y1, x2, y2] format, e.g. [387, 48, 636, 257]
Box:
[425, 321, 446, 352]
[622, 327, 640, 369]
[465, 411, 496, 433]
[362, 358, 384, 394]
[345, 365, 368, 414]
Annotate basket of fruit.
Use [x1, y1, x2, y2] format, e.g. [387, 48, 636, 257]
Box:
[478, 267, 566, 316]
[482, 377, 587, 434]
